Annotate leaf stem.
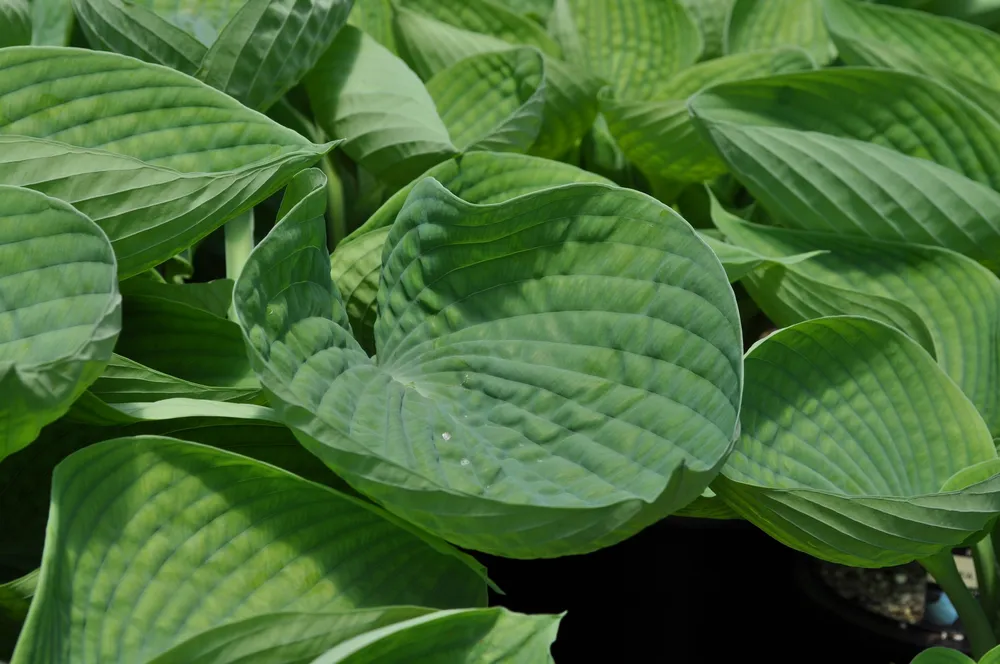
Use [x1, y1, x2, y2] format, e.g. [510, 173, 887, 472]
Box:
[321, 155, 347, 249]
[973, 535, 1000, 635]
[922, 549, 997, 658]
[225, 209, 254, 320]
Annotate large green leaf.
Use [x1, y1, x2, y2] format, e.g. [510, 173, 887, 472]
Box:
[0, 47, 331, 278]
[30, 0, 73, 45]
[237, 166, 743, 558]
[0, 186, 120, 463]
[562, 0, 701, 100]
[823, 0, 1000, 118]
[310, 608, 561, 663]
[426, 48, 546, 153]
[391, 9, 599, 160]
[688, 100, 1000, 268]
[0, 417, 352, 575]
[306, 25, 458, 188]
[711, 203, 1000, 436]
[727, 0, 835, 63]
[600, 48, 814, 183]
[10, 436, 488, 663]
[73, 0, 354, 111]
[331, 152, 612, 353]
[713, 316, 1000, 567]
[685, 67, 1000, 191]
[0, 0, 29, 47]
[400, 0, 561, 56]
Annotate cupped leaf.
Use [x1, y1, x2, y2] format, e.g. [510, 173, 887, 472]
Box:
[727, 0, 835, 63]
[331, 152, 612, 353]
[712, 205, 1000, 435]
[688, 102, 1000, 268]
[686, 67, 1000, 191]
[31, 0, 73, 45]
[391, 10, 599, 160]
[0, 0, 30, 47]
[237, 168, 743, 558]
[74, 0, 354, 111]
[427, 48, 546, 153]
[713, 316, 1000, 567]
[0, 47, 331, 277]
[601, 48, 814, 183]
[400, 0, 561, 56]
[11, 436, 487, 663]
[310, 608, 561, 663]
[306, 25, 458, 188]
[562, 0, 701, 100]
[823, 0, 1000, 118]
[0, 186, 120, 463]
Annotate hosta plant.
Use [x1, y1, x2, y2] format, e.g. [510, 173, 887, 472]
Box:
[10, 0, 1000, 662]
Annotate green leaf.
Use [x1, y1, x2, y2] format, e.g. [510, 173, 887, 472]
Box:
[331, 152, 612, 353]
[823, 0, 1000, 118]
[0, 47, 331, 278]
[0, 569, 36, 656]
[0, 0, 30, 47]
[30, 0, 73, 45]
[982, 644, 1000, 664]
[684, 67, 1000, 192]
[119, 278, 234, 320]
[237, 167, 743, 557]
[10, 436, 488, 663]
[713, 316, 1000, 567]
[680, 0, 734, 60]
[309, 608, 561, 663]
[348, 0, 396, 52]
[563, 0, 702, 100]
[910, 648, 976, 664]
[73, 0, 354, 111]
[427, 48, 546, 153]
[688, 102, 1000, 269]
[391, 10, 599, 160]
[710, 206, 1000, 437]
[0, 186, 120, 464]
[306, 25, 458, 188]
[673, 487, 741, 520]
[699, 231, 825, 283]
[145, 608, 437, 664]
[727, 0, 835, 64]
[400, 0, 561, 56]
[601, 48, 814, 183]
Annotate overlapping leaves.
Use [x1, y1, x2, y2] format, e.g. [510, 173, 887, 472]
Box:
[236, 168, 743, 557]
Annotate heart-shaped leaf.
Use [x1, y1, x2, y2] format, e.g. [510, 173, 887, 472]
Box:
[11, 436, 488, 663]
[713, 316, 1000, 567]
[0, 186, 120, 464]
[237, 166, 743, 558]
[686, 67, 1000, 191]
[689, 99, 1000, 268]
[331, 152, 612, 353]
[600, 48, 814, 183]
[727, 0, 835, 63]
[73, 0, 353, 110]
[711, 204, 1000, 436]
[0, 47, 332, 278]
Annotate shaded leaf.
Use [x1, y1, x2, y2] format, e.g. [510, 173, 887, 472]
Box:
[0, 0, 30, 47]
[347, 0, 396, 52]
[0, 187, 120, 464]
[680, 0, 734, 60]
[30, 0, 73, 45]
[238, 168, 743, 557]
